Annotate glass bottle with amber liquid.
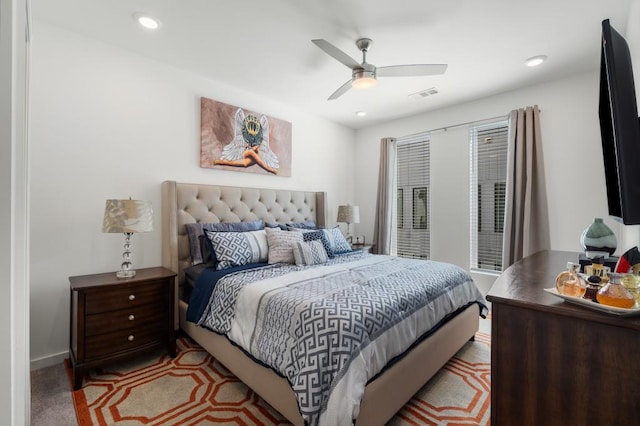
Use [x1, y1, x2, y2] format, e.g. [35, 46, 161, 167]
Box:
[597, 272, 635, 308]
[556, 262, 587, 297]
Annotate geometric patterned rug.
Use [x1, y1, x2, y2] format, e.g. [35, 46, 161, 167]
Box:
[68, 330, 490, 425]
[389, 330, 490, 425]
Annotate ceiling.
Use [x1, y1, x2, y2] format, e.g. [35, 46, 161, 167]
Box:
[31, 0, 632, 129]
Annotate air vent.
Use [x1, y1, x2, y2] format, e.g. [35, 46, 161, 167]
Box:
[409, 87, 439, 99]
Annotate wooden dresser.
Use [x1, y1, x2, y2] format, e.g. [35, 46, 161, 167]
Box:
[69, 266, 177, 390]
[487, 250, 640, 425]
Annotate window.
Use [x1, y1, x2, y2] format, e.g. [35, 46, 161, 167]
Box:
[413, 187, 428, 229]
[396, 133, 430, 259]
[470, 120, 509, 272]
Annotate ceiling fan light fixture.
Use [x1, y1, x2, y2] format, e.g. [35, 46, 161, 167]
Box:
[352, 70, 377, 90]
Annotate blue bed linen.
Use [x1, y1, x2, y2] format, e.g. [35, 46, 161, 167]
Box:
[186, 262, 268, 322]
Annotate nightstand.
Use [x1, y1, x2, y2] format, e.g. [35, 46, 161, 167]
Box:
[69, 266, 177, 390]
[352, 243, 374, 253]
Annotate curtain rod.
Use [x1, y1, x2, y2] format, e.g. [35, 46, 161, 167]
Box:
[396, 107, 541, 139]
[397, 115, 507, 139]
[428, 114, 508, 134]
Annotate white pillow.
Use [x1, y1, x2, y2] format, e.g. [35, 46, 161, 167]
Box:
[206, 229, 268, 270]
[293, 240, 329, 266]
[265, 227, 303, 264]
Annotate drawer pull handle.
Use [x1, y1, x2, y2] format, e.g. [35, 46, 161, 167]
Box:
[128, 335, 135, 341]
[128, 315, 135, 321]
[128, 294, 136, 301]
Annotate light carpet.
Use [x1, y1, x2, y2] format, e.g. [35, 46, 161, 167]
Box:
[69, 329, 490, 425]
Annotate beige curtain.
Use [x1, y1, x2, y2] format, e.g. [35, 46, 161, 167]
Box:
[373, 137, 397, 254]
[502, 106, 550, 268]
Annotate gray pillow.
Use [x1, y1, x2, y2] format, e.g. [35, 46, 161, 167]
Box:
[265, 227, 303, 264]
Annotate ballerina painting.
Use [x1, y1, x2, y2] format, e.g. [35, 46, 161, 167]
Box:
[200, 97, 292, 176]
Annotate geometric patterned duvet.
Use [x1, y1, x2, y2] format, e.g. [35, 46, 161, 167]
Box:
[197, 252, 487, 425]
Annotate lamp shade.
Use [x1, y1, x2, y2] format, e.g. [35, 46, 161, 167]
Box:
[102, 199, 153, 233]
[337, 205, 360, 224]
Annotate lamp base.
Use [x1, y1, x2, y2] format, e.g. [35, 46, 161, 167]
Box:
[116, 269, 136, 279]
[116, 232, 136, 279]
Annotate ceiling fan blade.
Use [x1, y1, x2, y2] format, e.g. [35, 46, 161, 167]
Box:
[328, 79, 353, 100]
[312, 39, 361, 70]
[377, 64, 448, 77]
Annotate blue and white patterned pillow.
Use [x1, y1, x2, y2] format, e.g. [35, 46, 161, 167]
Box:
[186, 220, 263, 265]
[285, 220, 317, 230]
[206, 229, 268, 270]
[296, 229, 334, 258]
[322, 227, 352, 255]
[292, 240, 329, 266]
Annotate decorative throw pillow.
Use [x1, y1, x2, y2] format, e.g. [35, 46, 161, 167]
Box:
[186, 220, 263, 265]
[265, 227, 303, 264]
[295, 229, 334, 258]
[322, 227, 352, 255]
[293, 240, 329, 266]
[206, 229, 268, 270]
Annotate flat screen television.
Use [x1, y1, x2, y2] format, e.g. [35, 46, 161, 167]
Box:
[599, 19, 640, 225]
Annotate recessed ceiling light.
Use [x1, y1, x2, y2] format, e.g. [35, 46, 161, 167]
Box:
[356, 111, 367, 117]
[133, 13, 161, 30]
[524, 55, 547, 67]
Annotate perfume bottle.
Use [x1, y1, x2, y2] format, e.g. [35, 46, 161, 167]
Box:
[555, 262, 587, 297]
[621, 265, 640, 308]
[584, 275, 603, 302]
[597, 272, 635, 308]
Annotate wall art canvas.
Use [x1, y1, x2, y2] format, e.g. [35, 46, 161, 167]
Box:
[200, 97, 292, 176]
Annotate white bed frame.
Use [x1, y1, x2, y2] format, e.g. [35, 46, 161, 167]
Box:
[161, 180, 479, 425]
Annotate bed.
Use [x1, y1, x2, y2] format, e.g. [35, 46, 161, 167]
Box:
[161, 180, 486, 425]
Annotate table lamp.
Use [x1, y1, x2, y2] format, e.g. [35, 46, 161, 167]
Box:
[102, 199, 153, 279]
[337, 204, 360, 242]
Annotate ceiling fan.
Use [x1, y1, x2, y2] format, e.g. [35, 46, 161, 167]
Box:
[312, 38, 447, 100]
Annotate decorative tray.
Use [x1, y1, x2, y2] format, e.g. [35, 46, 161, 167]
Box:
[544, 288, 640, 317]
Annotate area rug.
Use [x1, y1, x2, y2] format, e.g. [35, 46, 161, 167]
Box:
[69, 330, 490, 425]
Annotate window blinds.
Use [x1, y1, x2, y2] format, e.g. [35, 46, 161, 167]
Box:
[396, 132, 430, 259]
[469, 120, 509, 272]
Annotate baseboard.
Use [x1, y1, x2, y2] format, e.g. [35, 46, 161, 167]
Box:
[31, 350, 68, 371]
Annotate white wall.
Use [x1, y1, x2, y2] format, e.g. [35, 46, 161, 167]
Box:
[354, 70, 631, 294]
[1, 0, 30, 423]
[29, 22, 356, 366]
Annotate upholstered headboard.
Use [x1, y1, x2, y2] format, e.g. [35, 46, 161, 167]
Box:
[161, 181, 327, 322]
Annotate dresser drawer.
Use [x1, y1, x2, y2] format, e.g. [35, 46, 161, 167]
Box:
[85, 281, 167, 314]
[84, 321, 166, 359]
[85, 304, 167, 337]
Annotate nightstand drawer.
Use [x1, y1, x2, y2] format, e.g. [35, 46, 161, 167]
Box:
[85, 322, 166, 359]
[85, 281, 167, 314]
[85, 304, 167, 337]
